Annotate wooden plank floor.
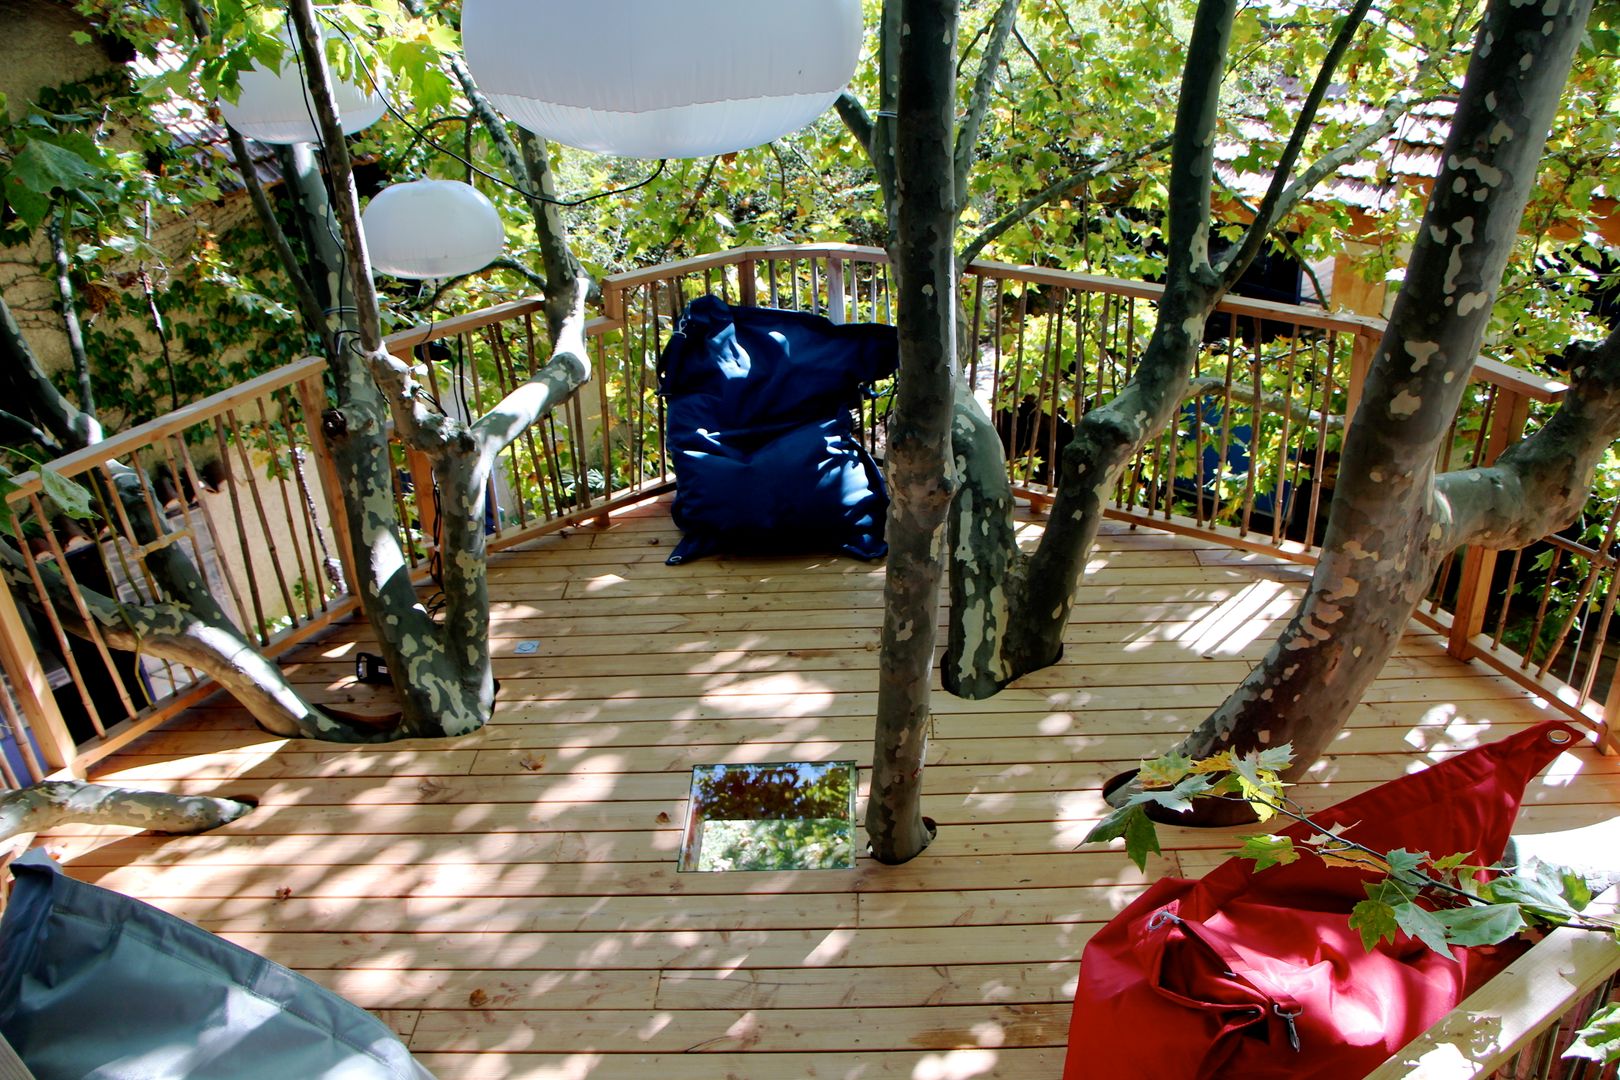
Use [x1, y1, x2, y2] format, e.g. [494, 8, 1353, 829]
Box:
[43, 497, 1620, 1079]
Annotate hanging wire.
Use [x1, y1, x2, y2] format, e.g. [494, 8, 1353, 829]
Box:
[310, 9, 670, 207]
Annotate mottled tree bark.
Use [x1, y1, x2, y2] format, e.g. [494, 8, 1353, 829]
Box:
[945, 0, 1385, 697]
[866, 0, 962, 865]
[282, 0, 591, 739]
[0, 781, 251, 844]
[1164, 0, 1601, 787]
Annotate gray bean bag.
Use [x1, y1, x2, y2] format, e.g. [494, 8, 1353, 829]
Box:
[0, 850, 434, 1080]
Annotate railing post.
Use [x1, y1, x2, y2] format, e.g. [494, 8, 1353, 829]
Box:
[0, 572, 78, 774]
[1448, 388, 1532, 660]
[738, 259, 757, 308]
[294, 370, 362, 600]
[1341, 328, 1378, 440]
[827, 258, 847, 324]
[404, 449, 438, 556]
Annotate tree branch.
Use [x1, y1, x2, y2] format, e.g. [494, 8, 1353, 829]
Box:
[285, 0, 447, 452]
[835, 90, 875, 160]
[1219, 0, 1376, 290]
[954, 0, 1020, 214]
[178, 0, 330, 351]
[1163, 0, 1242, 281]
[958, 135, 1172, 267]
[415, 257, 548, 311]
[469, 272, 590, 459]
[1438, 323, 1620, 550]
[0, 781, 252, 844]
[0, 291, 100, 452]
[0, 541, 392, 743]
[46, 210, 95, 423]
[0, 409, 60, 455]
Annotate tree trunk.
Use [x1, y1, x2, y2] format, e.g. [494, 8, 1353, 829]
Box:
[866, 0, 960, 865]
[943, 0, 1385, 698]
[1164, 0, 1598, 787]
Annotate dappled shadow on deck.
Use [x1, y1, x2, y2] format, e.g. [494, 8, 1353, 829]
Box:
[39, 498, 1620, 1079]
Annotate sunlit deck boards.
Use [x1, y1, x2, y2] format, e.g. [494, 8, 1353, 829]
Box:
[41, 497, 1620, 1079]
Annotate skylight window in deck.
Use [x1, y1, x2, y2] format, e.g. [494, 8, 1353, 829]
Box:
[678, 761, 858, 872]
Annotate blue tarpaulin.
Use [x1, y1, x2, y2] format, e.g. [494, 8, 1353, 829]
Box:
[658, 297, 899, 565]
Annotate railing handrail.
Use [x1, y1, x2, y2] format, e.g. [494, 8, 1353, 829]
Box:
[384, 244, 1569, 405]
[4, 355, 330, 502]
[1368, 887, 1620, 1078]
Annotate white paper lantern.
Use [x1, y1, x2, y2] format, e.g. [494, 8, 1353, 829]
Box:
[362, 180, 505, 280]
[218, 26, 387, 145]
[461, 0, 865, 159]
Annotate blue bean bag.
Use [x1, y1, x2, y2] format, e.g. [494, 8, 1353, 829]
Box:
[658, 296, 898, 565]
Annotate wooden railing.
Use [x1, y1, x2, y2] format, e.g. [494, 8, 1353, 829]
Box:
[1, 242, 1612, 782]
[0, 357, 349, 777]
[586, 244, 1610, 744]
[1369, 888, 1620, 1079]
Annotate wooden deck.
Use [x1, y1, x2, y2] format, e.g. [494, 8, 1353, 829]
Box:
[40, 498, 1620, 1079]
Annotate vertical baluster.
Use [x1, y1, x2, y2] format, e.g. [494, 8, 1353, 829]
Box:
[224, 407, 299, 632]
[1044, 289, 1068, 494]
[0, 567, 72, 772]
[1212, 314, 1238, 528]
[87, 469, 189, 696]
[274, 390, 333, 611]
[92, 464, 161, 607]
[767, 260, 781, 307]
[1522, 549, 1565, 670]
[0, 685, 32, 785]
[210, 420, 271, 640]
[1450, 385, 1530, 661]
[1303, 336, 1336, 548]
[293, 372, 361, 597]
[1272, 336, 1300, 546]
[1538, 518, 1620, 682]
[1240, 328, 1264, 537]
[174, 436, 255, 629]
[22, 495, 128, 730]
[595, 332, 617, 507]
[256, 398, 315, 622]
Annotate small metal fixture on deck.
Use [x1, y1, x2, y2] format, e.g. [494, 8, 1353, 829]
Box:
[678, 761, 858, 872]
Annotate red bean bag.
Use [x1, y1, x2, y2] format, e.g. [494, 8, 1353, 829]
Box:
[1064, 721, 1577, 1080]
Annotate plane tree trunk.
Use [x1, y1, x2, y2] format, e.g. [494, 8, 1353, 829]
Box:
[865, 0, 962, 865]
[944, 0, 1403, 699]
[1165, 0, 1604, 785]
[280, 0, 591, 740]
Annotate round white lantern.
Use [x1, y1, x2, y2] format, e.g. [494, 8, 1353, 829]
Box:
[461, 0, 865, 159]
[218, 26, 388, 145]
[362, 180, 505, 280]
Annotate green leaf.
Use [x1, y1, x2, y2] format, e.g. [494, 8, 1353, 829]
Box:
[39, 468, 94, 521]
[1349, 897, 1400, 950]
[1563, 1002, 1620, 1065]
[1083, 804, 1160, 872]
[1433, 904, 1526, 948]
[1431, 852, 1474, 874]
[1482, 866, 1581, 922]
[1385, 848, 1429, 881]
[1393, 902, 1454, 957]
[8, 139, 99, 195]
[1234, 833, 1298, 872]
[0, 468, 16, 532]
[1125, 773, 1216, 816]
